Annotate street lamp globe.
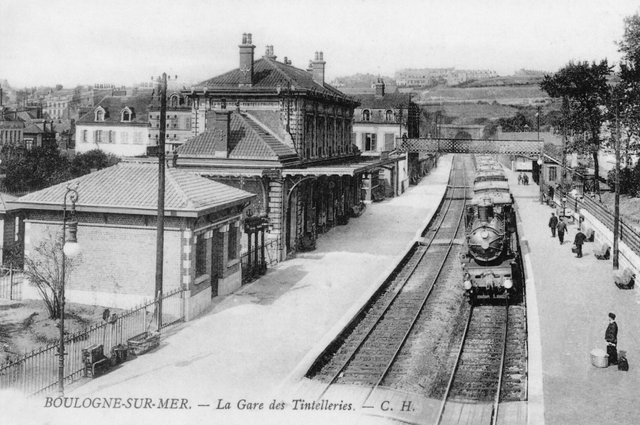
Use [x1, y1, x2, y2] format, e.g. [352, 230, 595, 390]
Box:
[63, 221, 81, 258]
[63, 240, 81, 258]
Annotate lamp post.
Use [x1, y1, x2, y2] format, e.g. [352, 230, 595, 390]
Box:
[535, 106, 541, 141]
[537, 157, 544, 204]
[58, 184, 80, 395]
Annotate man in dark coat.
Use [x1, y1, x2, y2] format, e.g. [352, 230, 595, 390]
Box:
[556, 218, 567, 244]
[549, 212, 558, 237]
[605, 312, 618, 365]
[574, 229, 586, 258]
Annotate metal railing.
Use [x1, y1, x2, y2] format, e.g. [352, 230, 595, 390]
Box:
[558, 190, 640, 257]
[241, 236, 280, 284]
[0, 267, 23, 300]
[0, 286, 185, 395]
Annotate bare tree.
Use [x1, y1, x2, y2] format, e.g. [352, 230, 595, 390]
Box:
[23, 233, 75, 320]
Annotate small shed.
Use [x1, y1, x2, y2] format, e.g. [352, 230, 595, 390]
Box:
[11, 163, 255, 319]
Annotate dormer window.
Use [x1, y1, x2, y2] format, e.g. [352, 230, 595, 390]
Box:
[362, 109, 370, 121]
[95, 106, 106, 122]
[121, 107, 133, 122]
[386, 110, 394, 121]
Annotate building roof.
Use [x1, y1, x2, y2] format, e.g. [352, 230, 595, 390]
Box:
[195, 57, 355, 104]
[177, 111, 298, 162]
[11, 163, 255, 217]
[0, 192, 17, 213]
[77, 93, 154, 125]
[352, 93, 412, 109]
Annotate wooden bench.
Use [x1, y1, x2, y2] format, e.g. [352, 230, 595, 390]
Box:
[82, 344, 110, 378]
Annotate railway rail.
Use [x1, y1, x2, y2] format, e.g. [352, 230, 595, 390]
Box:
[435, 298, 527, 425]
[308, 155, 471, 403]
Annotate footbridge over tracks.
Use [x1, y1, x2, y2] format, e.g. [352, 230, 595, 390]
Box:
[400, 137, 544, 156]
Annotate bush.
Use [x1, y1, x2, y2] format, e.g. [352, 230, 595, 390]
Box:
[70, 149, 120, 177]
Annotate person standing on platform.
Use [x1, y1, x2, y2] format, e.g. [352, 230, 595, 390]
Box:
[605, 312, 618, 365]
[573, 229, 586, 258]
[523, 174, 529, 185]
[556, 218, 567, 244]
[549, 212, 558, 237]
[518, 173, 523, 185]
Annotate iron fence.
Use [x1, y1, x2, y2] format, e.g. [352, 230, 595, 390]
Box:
[0, 286, 185, 395]
[241, 236, 280, 284]
[557, 191, 640, 257]
[0, 267, 23, 300]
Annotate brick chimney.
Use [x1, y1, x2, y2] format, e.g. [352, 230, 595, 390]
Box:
[374, 77, 385, 98]
[311, 51, 326, 86]
[205, 110, 232, 158]
[264, 45, 277, 60]
[238, 33, 255, 87]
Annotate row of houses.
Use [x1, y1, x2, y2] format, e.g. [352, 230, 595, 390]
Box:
[2, 33, 435, 321]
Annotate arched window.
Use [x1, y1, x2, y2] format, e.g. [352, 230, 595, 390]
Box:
[386, 110, 394, 121]
[95, 107, 105, 122]
[362, 109, 370, 121]
[121, 107, 132, 122]
[170, 95, 179, 108]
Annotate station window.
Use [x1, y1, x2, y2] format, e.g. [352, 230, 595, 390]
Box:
[195, 234, 208, 278]
[549, 166, 558, 182]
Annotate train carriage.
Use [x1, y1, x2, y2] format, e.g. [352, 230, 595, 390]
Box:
[474, 169, 508, 184]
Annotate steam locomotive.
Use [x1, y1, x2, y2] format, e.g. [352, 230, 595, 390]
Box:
[461, 155, 520, 304]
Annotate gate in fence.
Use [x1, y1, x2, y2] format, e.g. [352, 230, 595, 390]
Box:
[0, 286, 185, 395]
[0, 267, 23, 300]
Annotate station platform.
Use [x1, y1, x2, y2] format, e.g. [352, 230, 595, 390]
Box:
[2, 156, 453, 425]
[506, 169, 640, 425]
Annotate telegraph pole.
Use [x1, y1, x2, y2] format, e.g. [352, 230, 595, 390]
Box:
[613, 98, 621, 270]
[155, 73, 167, 331]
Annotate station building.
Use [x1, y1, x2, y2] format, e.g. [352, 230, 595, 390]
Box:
[11, 163, 255, 319]
[178, 34, 402, 258]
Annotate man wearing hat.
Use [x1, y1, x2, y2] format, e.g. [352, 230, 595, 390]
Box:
[605, 313, 618, 365]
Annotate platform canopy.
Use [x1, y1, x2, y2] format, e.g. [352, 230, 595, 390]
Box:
[400, 138, 544, 155]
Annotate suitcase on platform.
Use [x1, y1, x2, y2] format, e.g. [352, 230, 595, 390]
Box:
[618, 356, 629, 371]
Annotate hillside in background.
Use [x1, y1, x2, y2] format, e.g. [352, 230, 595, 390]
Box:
[418, 84, 548, 105]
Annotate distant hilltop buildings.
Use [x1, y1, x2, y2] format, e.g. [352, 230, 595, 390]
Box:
[513, 69, 549, 77]
[395, 68, 498, 87]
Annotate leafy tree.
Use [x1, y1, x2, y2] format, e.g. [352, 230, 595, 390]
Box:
[619, 13, 640, 65]
[497, 112, 533, 132]
[540, 60, 613, 194]
[617, 13, 640, 167]
[3, 145, 71, 193]
[70, 149, 120, 177]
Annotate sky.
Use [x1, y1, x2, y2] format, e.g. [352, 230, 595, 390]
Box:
[1, 0, 639, 88]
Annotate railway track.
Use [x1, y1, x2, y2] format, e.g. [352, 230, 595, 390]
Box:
[308, 155, 472, 403]
[435, 301, 527, 425]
